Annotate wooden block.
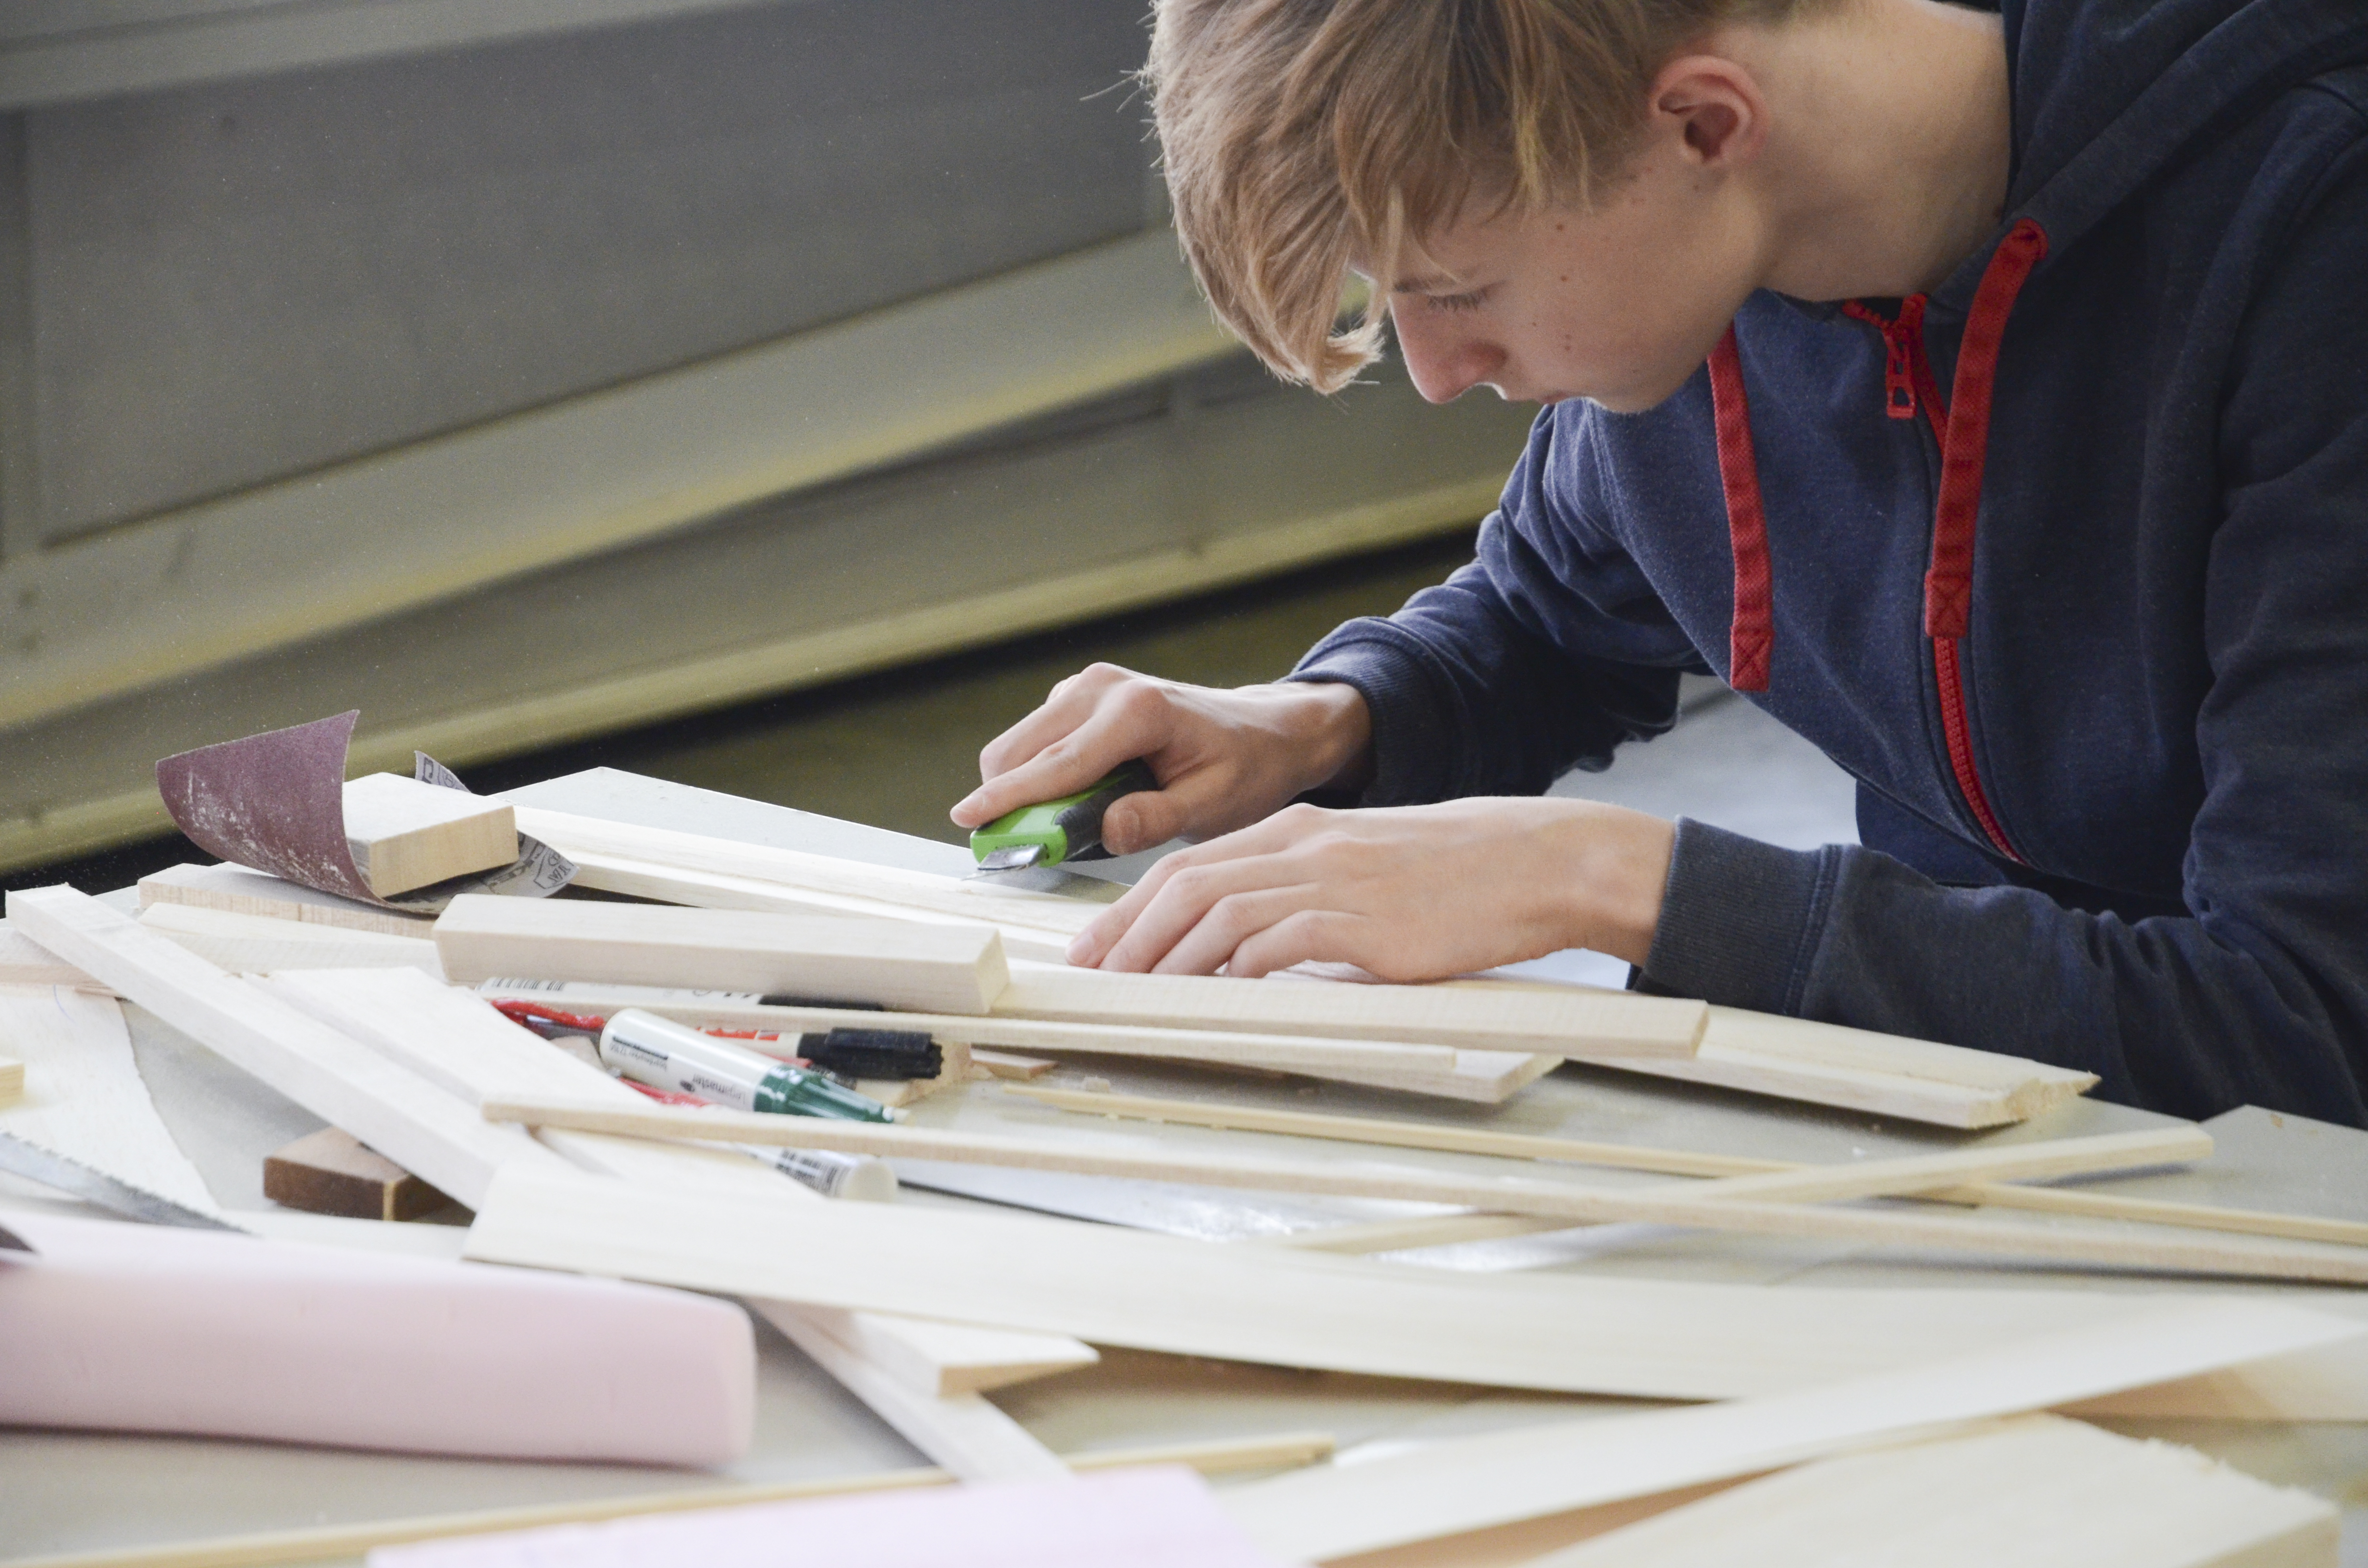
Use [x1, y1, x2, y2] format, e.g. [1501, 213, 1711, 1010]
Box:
[342, 773, 518, 898]
[433, 896, 1009, 1015]
[463, 1162, 2356, 1399]
[263, 1127, 449, 1222]
[993, 962, 1703, 1061]
[0, 919, 103, 988]
[484, 1094, 2368, 1284]
[513, 806, 1103, 937]
[7, 887, 567, 1210]
[561, 848, 1075, 964]
[0, 982, 222, 1216]
[1216, 1304, 2361, 1565]
[1526, 1415, 2336, 1568]
[972, 1048, 1057, 1080]
[1017, 1086, 2368, 1249]
[139, 861, 439, 939]
[139, 903, 446, 978]
[0, 1054, 20, 1107]
[1667, 1126, 2217, 1206]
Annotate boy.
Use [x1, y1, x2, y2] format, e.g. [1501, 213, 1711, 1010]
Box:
[950, 0, 2368, 1124]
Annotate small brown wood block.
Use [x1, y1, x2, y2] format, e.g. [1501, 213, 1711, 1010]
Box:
[264, 1127, 449, 1221]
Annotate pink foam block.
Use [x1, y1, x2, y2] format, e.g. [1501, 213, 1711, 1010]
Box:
[370, 1465, 1296, 1568]
[0, 1212, 752, 1466]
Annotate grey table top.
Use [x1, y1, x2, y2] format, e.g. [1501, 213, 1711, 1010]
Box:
[6, 766, 2368, 1564]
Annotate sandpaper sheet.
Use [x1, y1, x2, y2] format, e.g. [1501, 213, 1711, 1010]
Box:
[156, 711, 573, 913]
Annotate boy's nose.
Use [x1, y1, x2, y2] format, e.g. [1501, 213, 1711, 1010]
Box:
[1394, 312, 1507, 404]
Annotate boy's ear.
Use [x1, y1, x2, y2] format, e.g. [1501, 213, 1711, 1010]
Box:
[1649, 55, 1768, 169]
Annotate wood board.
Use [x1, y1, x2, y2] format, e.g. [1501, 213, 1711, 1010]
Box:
[6, 887, 566, 1210]
[261, 967, 1102, 1407]
[1015, 1086, 2368, 1249]
[0, 981, 219, 1215]
[341, 772, 518, 898]
[1215, 1301, 2361, 1564]
[138, 862, 438, 939]
[138, 903, 446, 978]
[432, 895, 1009, 1015]
[559, 848, 1076, 965]
[1526, 1414, 2336, 1568]
[461, 1162, 2349, 1399]
[993, 962, 1703, 1061]
[483, 1094, 2368, 1283]
[0, 1432, 1335, 1568]
[512, 806, 1105, 936]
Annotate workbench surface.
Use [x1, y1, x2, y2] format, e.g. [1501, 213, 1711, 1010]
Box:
[6, 767, 2367, 1564]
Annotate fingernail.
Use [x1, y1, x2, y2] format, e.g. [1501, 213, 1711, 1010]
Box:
[1065, 933, 1097, 965]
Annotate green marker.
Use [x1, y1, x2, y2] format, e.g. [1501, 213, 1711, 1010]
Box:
[971, 759, 1159, 873]
[597, 1009, 897, 1123]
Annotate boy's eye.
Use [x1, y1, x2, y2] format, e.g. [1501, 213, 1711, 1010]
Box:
[1427, 290, 1489, 314]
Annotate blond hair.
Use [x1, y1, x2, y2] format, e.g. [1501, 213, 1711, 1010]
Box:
[1147, 0, 1815, 391]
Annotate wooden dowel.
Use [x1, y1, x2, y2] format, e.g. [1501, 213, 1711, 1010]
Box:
[6, 1431, 1336, 1568]
[480, 1095, 2368, 1283]
[1662, 1127, 2216, 1206]
[1015, 1086, 2368, 1250]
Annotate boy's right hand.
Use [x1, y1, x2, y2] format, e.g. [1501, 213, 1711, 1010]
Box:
[950, 663, 1374, 857]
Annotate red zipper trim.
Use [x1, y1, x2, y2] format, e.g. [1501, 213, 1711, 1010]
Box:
[1707, 325, 1774, 693]
[1847, 220, 2048, 864]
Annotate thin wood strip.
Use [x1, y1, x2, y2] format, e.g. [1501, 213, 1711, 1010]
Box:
[0, 1052, 21, 1106]
[1663, 1127, 2216, 1206]
[512, 806, 1104, 936]
[468, 981, 1545, 1103]
[2, 1430, 1337, 1568]
[137, 903, 447, 978]
[994, 963, 1705, 1061]
[1218, 1300, 2362, 1564]
[479, 1096, 2368, 1284]
[1014, 1086, 2368, 1249]
[136, 862, 438, 940]
[1262, 1213, 1578, 1254]
[560, 848, 1078, 965]
[1525, 1414, 2337, 1568]
[0, 919, 103, 987]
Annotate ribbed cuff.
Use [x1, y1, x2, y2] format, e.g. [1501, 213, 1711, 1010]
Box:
[1639, 818, 1836, 1015]
[1287, 626, 1455, 807]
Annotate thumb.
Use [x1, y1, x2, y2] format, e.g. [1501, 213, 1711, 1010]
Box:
[1101, 786, 1201, 856]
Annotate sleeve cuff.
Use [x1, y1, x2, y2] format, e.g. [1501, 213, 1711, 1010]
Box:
[1287, 624, 1457, 807]
[1638, 818, 1838, 1015]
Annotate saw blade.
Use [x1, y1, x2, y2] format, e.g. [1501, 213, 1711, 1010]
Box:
[0, 1131, 245, 1233]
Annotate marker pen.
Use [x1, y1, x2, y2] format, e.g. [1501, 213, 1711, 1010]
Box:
[597, 1009, 899, 1123]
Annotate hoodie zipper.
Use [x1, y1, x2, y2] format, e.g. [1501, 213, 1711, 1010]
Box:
[1836, 221, 2049, 864]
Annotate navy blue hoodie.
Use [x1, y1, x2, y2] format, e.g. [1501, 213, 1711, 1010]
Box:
[1291, 0, 2368, 1124]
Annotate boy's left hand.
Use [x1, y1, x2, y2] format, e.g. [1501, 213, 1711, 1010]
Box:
[1064, 797, 1677, 980]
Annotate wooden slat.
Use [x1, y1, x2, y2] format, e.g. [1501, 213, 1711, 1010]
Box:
[513, 806, 1103, 936]
[0, 1431, 1336, 1568]
[1667, 1127, 2215, 1205]
[6, 888, 559, 1209]
[431, 895, 1010, 1015]
[483, 1095, 2368, 1283]
[137, 862, 437, 939]
[138, 903, 446, 977]
[461, 1162, 2357, 1396]
[1528, 1415, 2337, 1568]
[471, 980, 1545, 1103]
[0, 1053, 20, 1106]
[1217, 1301, 2361, 1564]
[992, 963, 1704, 1061]
[750, 1301, 1072, 1482]
[1014, 1087, 2368, 1249]
[558, 848, 1076, 964]
[0, 920, 102, 987]
[780, 1308, 1099, 1396]
[0, 982, 216, 1213]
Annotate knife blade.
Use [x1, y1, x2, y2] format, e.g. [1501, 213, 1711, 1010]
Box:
[0, 1131, 245, 1233]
